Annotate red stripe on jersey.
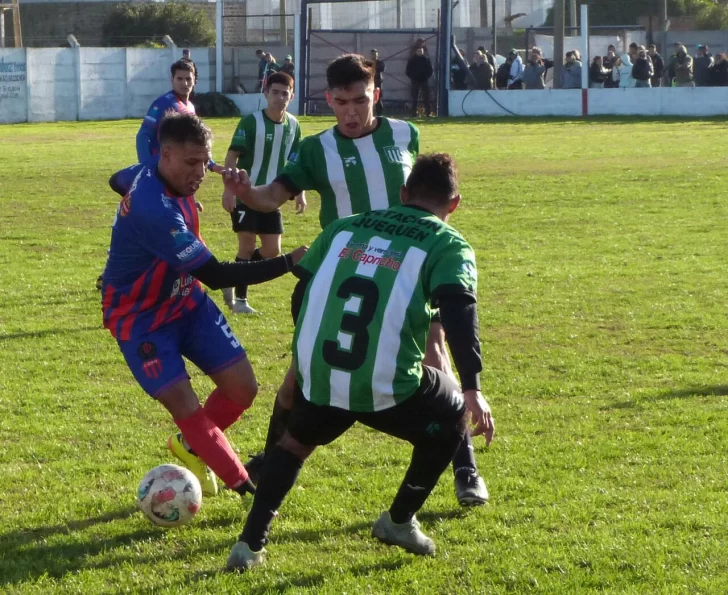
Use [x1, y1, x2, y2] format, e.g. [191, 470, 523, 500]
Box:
[122, 259, 169, 338]
[105, 267, 153, 338]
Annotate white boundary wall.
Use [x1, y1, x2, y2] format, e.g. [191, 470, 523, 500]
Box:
[0, 47, 213, 124]
[449, 88, 728, 118]
[4, 47, 728, 123]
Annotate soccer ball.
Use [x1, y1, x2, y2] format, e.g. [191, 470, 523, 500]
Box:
[137, 464, 202, 527]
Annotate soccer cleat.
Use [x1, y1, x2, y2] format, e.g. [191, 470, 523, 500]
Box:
[371, 511, 436, 556]
[243, 451, 266, 486]
[232, 299, 257, 314]
[222, 287, 235, 309]
[454, 469, 489, 506]
[167, 433, 219, 497]
[226, 541, 266, 572]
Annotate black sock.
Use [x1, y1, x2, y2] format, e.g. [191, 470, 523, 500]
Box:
[451, 432, 478, 477]
[263, 397, 291, 457]
[250, 248, 263, 262]
[390, 432, 462, 524]
[239, 446, 303, 551]
[235, 256, 249, 301]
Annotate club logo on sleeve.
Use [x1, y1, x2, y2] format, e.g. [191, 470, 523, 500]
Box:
[119, 194, 131, 217]
[137, 341, 157, 360]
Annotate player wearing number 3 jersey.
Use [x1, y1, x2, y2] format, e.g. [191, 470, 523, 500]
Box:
[228, 53, 488, 506]
[227, 154, 495, 570]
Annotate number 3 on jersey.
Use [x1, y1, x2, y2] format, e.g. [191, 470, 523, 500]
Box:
[322, 277, 379, 371]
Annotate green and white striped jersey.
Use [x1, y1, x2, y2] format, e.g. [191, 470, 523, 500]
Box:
[279, 118, 419, 229]
[229, 110, 301, 185]
[293, 204, 477, 412]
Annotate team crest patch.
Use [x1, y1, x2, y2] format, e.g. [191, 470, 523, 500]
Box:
[383, 146, 405, 164]
[119, 194, 131, 217]
[138, 341, 157, 360]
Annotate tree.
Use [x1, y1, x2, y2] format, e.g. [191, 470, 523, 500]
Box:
[542, 0, 719, 27]
[103, 3, 215, 47]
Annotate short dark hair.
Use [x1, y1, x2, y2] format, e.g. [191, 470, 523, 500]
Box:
[405, 153, 459, 207]
[266, 71, 294, 90]
[171, 59, 195, 77]
[256, 49, 264, 55]
[159, 113, 212, 148]
[326, 54, 375, 89]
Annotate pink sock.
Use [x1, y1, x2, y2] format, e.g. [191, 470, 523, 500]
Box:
[175, 407, 248, 489]
[203, 388, 247, 431]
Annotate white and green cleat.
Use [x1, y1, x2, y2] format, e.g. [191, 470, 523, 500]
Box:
[226, 541, 266, 572]
[371, 511, 435, 556]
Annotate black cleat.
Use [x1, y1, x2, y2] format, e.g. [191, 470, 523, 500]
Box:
[243, 451, 266, 486]
[455, 469, 489, 506]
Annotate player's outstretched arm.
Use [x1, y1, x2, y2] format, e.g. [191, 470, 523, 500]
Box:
[438, 292, 495, 445]
[222, 168, 293, 213]
[191, 246, 307, 291]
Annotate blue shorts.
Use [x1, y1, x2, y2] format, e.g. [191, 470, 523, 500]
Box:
[118, 296, 246, 397]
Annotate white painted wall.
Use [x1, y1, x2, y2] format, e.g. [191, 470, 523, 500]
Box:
[449, 88, 728, 118]
[0, 47, 213, 124]
[0, 49, 27, 124]
[3, 47, 728, 124]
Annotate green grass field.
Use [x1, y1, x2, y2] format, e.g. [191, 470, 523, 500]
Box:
[1, 116, 727, 594]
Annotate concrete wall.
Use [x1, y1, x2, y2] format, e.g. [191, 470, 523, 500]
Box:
[0, 46, 214, 123]
[449, 87, 728, 118]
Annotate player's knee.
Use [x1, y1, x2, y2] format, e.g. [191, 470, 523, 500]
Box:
[279, 432, 315, 461]
[225, 376, 258, 408]
[276, 380, 294, 409]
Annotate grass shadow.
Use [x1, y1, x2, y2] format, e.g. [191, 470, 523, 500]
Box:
[0, 326, 101, 342]
[601, 385, 728, 410]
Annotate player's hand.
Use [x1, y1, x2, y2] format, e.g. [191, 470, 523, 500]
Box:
[222, 167, 252, 200]
[463, 389, 494, 445]
[288, 245, 308, 266]
[196, 201, 204, 213]
[221, 189, 237, 214]
[294, 193, 307, 215]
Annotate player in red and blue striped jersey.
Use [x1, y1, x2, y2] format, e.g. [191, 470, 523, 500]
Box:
[136, 60, 197, 163]
[103, 113, 307, 498]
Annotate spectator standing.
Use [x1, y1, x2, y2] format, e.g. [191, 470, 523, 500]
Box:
[710, 53, 728, 86]
[694, 45, 714, 87]
[371, 49, 386, 116]
[632, 49, 654, 87]
[451, 47, 469, 90]
[406, 46, 434, 116]
[648, 44, 664, 87]
[589, 56, 609, 88]
[603, 46, 619, 88]
[478, 46, 498, 74]
[672, 45, 694, 87]
[507, 49, 524, 89]
[560, 51, 582, 89]
[280, 55, 295, 79]
[256, 50, 267, 92]
[522, 52, 546, 89]
[613, 54, 636, 88]
[469, 51, 494, 90]
[495, 56, 512, 89]
[262, 54, 280, 89]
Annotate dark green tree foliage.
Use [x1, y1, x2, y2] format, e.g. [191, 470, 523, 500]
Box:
[103, 3, 215, 47]
[542, 0, 722, 28]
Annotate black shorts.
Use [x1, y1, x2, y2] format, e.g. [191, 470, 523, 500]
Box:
[231, 203, 284, 235]
[287, 366, 467, 448]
